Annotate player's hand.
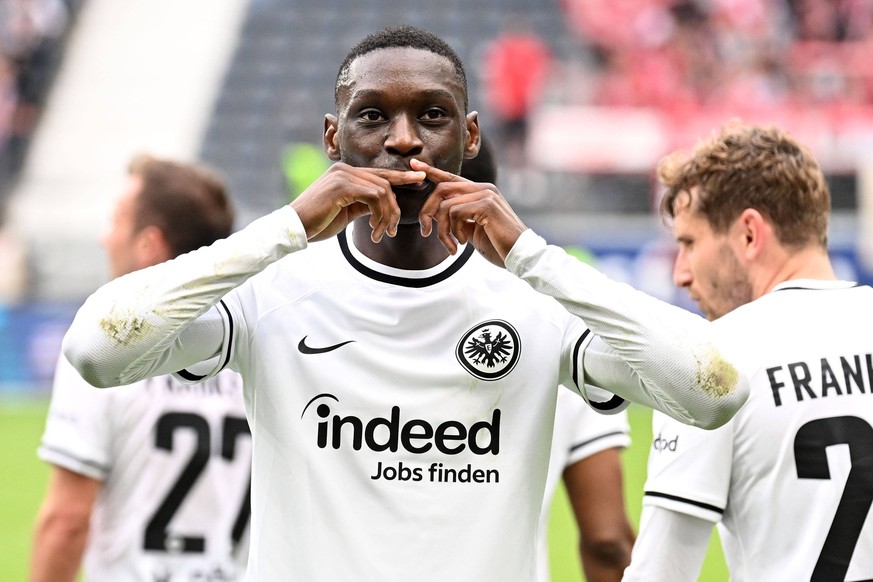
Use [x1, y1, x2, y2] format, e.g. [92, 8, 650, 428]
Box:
[291, 163, 426, 243]
[415, 159, 527, 267]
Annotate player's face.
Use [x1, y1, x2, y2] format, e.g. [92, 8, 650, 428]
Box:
[101, 175, 143, 279]
[672, 201, 753, 320]
[327, 47, 479, 223]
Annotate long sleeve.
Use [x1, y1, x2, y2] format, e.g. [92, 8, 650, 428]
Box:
[62, 206, 308, 388]
[622, 505, 712, 581]
[505, 230, 748, 429]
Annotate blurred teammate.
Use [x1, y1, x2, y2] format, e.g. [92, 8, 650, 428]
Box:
[61, 26, 745, 580]
[31, 155, 250, 582]
[461, 137, 635, 582]
[540, 390, 634, 582]
[624, 123, 873, 580]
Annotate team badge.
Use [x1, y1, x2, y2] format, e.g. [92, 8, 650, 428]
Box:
[456, 320, 520, 381]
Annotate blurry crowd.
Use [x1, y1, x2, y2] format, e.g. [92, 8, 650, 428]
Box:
[561, 0, 873, 112]
[0, 0, 77, 205]
[0, 0, 78, 308]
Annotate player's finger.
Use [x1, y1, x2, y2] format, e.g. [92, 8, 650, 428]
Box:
[419, 201, 436, 239]
[420, 176, 496, 237]
[419, 182, 485, 240]
[368, 168, 427, 187]
[419, 185, 458, 240]
[353, 169, 423, 240]
[360, 180, 400, 242]
[431, 192, 486, 254]
[323, 169, 395, 241]
[446, 198, 483, 245]
[411, 159, 468, 184]
[339, 166, 406, 238]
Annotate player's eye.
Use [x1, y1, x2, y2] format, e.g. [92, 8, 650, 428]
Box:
[420, 108, 447, 121]
[359, 109, 385, 122]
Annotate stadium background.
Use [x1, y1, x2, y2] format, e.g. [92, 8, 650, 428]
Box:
[2, 0, 872, 580]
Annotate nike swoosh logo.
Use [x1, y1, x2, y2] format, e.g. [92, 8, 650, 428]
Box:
[298, 336, 356, 354]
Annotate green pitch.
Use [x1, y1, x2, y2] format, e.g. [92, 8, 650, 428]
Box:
[0, 399, 51, 581]
[1, 400, 727, 581]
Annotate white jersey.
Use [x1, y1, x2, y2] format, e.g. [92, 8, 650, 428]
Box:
[536, 389, 630, 582]
[39, 356, 251, 582]
[61, 206, 749, 581]
[642, 280, 873, 581]
[184, 226, 606, 581]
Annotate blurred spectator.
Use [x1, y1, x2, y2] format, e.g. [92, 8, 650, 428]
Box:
[561, 0, 873, 112]
[594, 46, 697, 110]
[0, 0, 75, 197]
[562, 0, 677, 53]
[0, 217, 29, 304]
[0, 56, 17, 189]
[481, 15, 552, 167]
[789, 0, 873, 41]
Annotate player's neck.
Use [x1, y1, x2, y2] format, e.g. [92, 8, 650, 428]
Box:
[352, 219, 451, 270]
[758, 245, 837, 297]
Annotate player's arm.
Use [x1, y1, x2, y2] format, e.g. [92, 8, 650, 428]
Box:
[519, 244, 744, 430]
[416, 160, 748, 430]
[563, 449, 635, 582]
[622, 505, 712, 581]
[63, 165, 425, 387]
[627, 410, 731, 580]
[30, 466, 101, 582]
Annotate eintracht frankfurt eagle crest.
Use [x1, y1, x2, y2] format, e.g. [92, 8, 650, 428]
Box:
[456, 320, 520, 381]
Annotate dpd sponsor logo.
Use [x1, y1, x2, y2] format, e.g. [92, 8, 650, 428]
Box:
[653, 432, 678, 452]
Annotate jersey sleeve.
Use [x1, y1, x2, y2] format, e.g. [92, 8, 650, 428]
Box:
[642, 409, 734, 522]
[37, 354, 114, 480]
[560, 392, 631, 467]
[172, 302, 241, 382]
[623, 505, 713, 581]
[62, 206, 308, 388]
[558, 313, 630, 415]
[505, 229, 749, 429]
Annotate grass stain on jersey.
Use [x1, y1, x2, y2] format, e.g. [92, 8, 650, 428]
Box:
[696, 348, 740, 398]
[100, 306, 150, 346]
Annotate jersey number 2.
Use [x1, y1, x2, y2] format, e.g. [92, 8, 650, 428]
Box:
[144, 412, 252, 553]
[794, 415, 873, 581]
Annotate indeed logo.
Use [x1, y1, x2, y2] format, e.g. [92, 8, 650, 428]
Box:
[652, 432, 678, 453]
[301, 394, 501, 455]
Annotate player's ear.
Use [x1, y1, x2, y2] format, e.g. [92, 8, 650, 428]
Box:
[324, 114, 341, 161]
[738, 208, 768, 259]
[464, 111, 480, 159]
[136, 225, 172, 267]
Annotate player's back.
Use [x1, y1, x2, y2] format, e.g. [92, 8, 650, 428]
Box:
[40, 358, 251, 581]
[714, 281, 873, 580]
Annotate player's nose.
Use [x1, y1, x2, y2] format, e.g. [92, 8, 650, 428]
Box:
[385, 114, 423, 157]
[673, 250, 692, 288]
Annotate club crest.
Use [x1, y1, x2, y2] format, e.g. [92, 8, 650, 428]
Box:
[456, 320, 520, 381]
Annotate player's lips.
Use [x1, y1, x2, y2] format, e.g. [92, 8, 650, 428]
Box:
[392, 179, 434, 195]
